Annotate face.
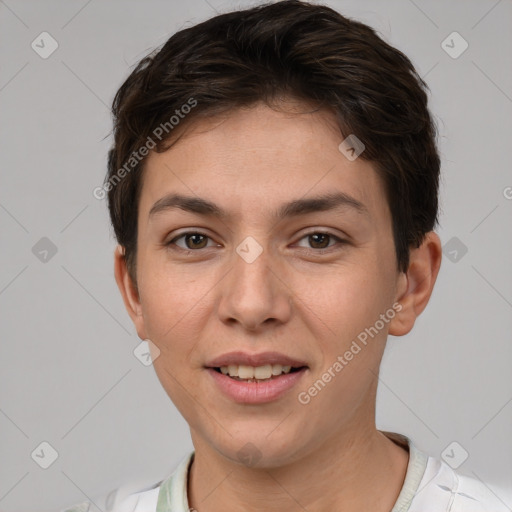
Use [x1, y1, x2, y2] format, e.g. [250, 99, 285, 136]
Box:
[116, 101, 409, 467]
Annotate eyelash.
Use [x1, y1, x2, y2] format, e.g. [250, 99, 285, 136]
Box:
[166, 230, 346, 254]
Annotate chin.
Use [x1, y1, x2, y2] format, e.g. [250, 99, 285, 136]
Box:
[210, 429, 307, 469]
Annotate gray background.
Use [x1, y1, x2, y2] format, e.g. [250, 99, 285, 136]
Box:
[1, 0, 511, 510]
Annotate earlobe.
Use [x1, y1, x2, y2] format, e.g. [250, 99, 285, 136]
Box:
[388, 232, 442, 337]
[113, 245, 147, 338]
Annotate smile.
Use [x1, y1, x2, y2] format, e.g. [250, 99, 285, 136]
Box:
[207, 365, 308, 404]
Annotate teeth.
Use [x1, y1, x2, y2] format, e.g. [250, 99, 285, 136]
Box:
[218, 364, 295, 379]
[238, 365, 254, 379]
[271, 364, 283, 375]
[254, 365, 272, 379]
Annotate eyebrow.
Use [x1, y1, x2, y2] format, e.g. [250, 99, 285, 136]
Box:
[148, 191, 368, 220]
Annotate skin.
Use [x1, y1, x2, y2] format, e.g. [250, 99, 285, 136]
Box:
[115, 101, 442, 512]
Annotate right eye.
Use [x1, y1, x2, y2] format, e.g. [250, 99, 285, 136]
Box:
[167, 231, 218, 251]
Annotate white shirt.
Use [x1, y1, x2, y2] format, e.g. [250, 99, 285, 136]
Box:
[61, 432, 511, 512]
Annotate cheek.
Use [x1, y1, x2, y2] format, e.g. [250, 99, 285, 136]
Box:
[295, 261, 391, 342]
[137, 270, 214, 420]
[137, 264, 213, 357]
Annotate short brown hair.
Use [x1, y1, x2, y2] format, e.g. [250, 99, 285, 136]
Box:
[106, 0, 440, 285]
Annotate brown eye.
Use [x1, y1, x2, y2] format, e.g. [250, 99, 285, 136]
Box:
[185, 233, 208, 249]
[308, 233, 331, 249]
[168, 232, 213, 250]
[296, 231, 342, 251]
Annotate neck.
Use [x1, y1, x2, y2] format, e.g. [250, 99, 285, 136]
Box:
[187, 426, 409, 512]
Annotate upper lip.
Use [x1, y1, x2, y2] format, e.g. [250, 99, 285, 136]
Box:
[205, 351, 308, 368]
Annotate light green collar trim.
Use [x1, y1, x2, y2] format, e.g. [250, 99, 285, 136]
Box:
[156, 452, 194, 512]
[389, 436, 429, 512]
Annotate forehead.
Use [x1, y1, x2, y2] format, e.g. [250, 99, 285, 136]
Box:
[139, 102, 389, 223]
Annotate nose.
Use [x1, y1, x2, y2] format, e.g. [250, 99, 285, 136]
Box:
[217, 243, 292, 333]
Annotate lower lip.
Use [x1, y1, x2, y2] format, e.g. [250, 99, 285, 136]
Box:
[206, 367, 307, 404]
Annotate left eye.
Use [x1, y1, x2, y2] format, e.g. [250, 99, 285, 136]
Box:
[295, 232, 343, 250]
[169, 232, 216, 250]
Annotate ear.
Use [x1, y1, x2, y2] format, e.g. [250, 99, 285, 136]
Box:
[114, 245, 147, 339]
[388, 231, 442, 336]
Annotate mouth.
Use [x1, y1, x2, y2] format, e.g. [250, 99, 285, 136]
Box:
[204, 351, 309, 403]
[205, 361, 308, 404]
[210, 364, 307, 383]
